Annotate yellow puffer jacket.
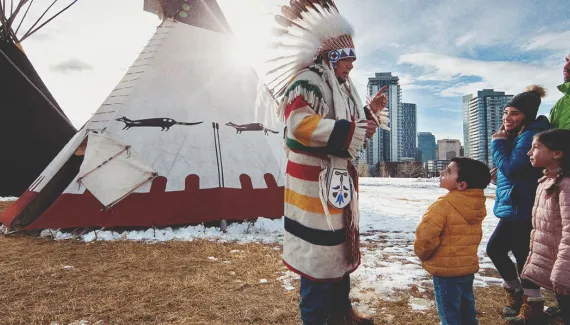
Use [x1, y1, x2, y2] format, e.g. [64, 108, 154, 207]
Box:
[414, 189, 487, 277]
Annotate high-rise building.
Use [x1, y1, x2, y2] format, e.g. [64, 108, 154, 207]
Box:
[462, 94, 473, 158]
[401, 103, 417, 161]
[417, 132, 436, 162]
[366, 73, 402, 165]
[437, 139, 461, 160]
[426, 159, 451, 178]
[463, 89, 513, 167]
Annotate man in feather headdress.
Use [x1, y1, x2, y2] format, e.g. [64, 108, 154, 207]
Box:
[264, 1, 389, 324]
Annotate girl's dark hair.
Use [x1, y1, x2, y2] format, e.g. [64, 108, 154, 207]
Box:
[534, 129, 570, 197]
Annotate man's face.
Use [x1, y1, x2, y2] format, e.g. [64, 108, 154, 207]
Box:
[333, 58, 355, 83]
[562, 54, 570, 82]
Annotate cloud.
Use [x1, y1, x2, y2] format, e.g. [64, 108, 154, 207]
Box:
[523, 31, 570, 51]
[398, 52, 560, 102]
[343, 0, 539, 58]
[50, 59, 93, 74]
[439, 82, 492, 98]
[437, 107, 462, 113]
[455, 32, 477, 47]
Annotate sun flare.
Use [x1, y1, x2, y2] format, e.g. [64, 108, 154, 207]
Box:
[218, 0, 276, 75]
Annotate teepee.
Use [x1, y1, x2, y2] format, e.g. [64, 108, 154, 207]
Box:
[0, 0, 285, 231]
[0, 1, 78, 197]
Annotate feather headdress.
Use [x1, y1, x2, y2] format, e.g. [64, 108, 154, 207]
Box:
[260, 0, 390, 131]
[266, 0, 357, 97]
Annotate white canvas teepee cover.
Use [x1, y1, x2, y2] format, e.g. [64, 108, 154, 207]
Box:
[69, 11, 284, 201]
[78, 19, 282, 189]
[0, 0, 285, 230]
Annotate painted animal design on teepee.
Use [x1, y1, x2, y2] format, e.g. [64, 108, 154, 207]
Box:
[116, 116, 203, 131]
[225, 122, 279, 136]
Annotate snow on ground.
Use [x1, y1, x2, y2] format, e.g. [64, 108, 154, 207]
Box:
[409, 297, 434, 311]
[42, 178, 502, 309]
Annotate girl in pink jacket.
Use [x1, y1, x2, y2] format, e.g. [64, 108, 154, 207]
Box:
[508, 129, 570, 325]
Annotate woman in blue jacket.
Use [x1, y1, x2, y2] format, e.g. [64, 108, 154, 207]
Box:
[487, 85, 550, 319]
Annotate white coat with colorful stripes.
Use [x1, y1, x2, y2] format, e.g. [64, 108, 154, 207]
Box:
[281, 63, 369, 281]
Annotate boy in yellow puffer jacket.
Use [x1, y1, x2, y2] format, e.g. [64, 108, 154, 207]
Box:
[415, 157, 491, 325]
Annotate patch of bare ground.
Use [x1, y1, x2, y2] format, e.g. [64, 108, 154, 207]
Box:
[0, 236, 298, 325]
[478, 267, 501, 278]
[0, 231, 561, 325]
[373, 284, 559, 325]
[0, 200, 14, 212]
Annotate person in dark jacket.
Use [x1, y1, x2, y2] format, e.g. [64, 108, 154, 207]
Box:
[486, 85, 550, 319]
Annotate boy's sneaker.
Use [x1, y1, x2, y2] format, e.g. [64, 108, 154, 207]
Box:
[503, 287, 524, 317]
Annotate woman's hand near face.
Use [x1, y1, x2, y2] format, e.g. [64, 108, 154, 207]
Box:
[492, 124, 509, 140]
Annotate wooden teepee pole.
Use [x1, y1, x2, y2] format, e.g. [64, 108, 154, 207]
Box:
[0, 1, 7, 40]
[5, 1, 29, 32]
[20, 0, 57, 40]
[21, 0, 78, 41]
[1, 1, 17, 42]
[14, 0, 33, 36]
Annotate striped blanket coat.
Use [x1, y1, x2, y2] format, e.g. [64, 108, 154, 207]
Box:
[281, 64, 369, 281]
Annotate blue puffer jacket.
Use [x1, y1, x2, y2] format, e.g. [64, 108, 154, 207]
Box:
[492, 115, 550, 220]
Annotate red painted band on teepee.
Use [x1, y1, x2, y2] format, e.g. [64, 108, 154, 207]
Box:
[22, 174, 284, 230]
[0, 190, 37, 226]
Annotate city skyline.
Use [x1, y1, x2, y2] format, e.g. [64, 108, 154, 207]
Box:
[14, 0, 569, 143]
[365, 73, 419, 164]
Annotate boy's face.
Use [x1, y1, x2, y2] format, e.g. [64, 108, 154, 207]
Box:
[439, 162, 466, 191]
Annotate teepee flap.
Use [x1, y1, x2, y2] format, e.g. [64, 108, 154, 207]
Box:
[78, 134, 157, 208]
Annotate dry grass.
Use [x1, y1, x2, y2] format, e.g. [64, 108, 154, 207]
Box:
[0, 234, 563, 325]
[0, 236, 298, 325]
[0, 199, 559, 325]
[0, 200, 14, 212]
[373, 285, 558, 325]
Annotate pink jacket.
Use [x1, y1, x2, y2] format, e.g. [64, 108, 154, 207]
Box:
[521, 170, 570, 294]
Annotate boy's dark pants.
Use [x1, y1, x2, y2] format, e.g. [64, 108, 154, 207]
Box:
[299, 275, 352, 325]
[433, 274, 478, 325]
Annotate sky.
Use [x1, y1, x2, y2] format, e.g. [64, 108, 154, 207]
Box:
[15, 0, 570, 142]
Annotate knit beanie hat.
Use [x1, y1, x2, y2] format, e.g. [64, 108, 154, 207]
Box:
[506, 85, 547, 122]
